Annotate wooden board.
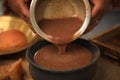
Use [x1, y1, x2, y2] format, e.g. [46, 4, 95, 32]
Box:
[91, 24, 120, 64]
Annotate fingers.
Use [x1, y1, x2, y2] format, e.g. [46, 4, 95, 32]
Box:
[84, 0, 109, 33]
[17, 2, 36, 33]
[19, 3, 30, 21]
[12, 0, 36, 33]
[90, 0, 105, 18]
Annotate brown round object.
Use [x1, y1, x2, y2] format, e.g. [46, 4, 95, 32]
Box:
[0, 30, 27, 51]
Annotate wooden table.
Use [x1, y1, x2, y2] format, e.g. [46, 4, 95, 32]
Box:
[0, 49, 120, 80]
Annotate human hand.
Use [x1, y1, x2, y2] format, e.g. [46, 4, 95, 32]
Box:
[85, 0, 110, 33]
[6, 0, 35, 32]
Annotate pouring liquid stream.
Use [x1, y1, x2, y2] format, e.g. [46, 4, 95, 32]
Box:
[31, 0, 92, 70]
[38, 16, 83, 54]
[35, 16, 93, 70]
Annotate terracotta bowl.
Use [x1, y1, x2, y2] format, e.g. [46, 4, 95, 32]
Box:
[26, 38, 100, 80]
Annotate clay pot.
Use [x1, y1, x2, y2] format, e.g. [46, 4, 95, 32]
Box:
[26, 38, 100, 80]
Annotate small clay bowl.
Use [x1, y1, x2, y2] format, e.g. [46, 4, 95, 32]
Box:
[26, 38, 100, 80]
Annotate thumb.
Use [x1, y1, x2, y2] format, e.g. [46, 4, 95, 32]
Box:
[91, 3, 101, 18]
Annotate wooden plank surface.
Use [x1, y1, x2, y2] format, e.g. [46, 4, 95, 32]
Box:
[91, 24, 120, 53]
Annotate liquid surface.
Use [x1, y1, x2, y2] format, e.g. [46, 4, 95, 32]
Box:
[34, 43, 92, 70]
